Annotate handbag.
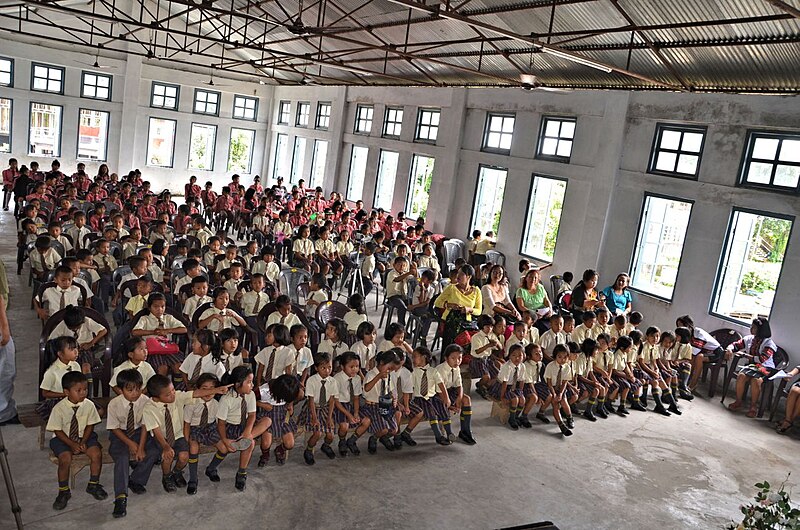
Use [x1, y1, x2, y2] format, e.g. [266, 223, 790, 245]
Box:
[145, 336, 180, 355]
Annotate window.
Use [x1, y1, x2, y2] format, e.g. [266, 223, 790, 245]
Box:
[290, 137, 306, 183]
[188, 123, 217, 170]
[277, 101, 291, 124]
[310, 140, 328, 187]
[629, 194, 693, 300]
[406, 154, 435, 219]
[28, 103, 63, 156]
[354, 105, 373, 134]
[520, 175, 567, 262]
[0, 58, 13, 87]
[272, 133, 290, 180]
[316, 102, 331, 129]
[374, 150, 399, 211]
[228, 128, 255, 173]
[346, 146, 369, 201]
[482, 113, 515, 153]
[383, 107, 403, 138]
[415, 108, 440, 143]
[648, 123, 706, 179]
[471, 166, 507, 236]
[194, 89, 220, 116]
[739, 131, 800, 193]
[232, 95, 258, 121]
[0, 98, 10, 153]
[536, 116, 576, 162]
[77, 109, 109, 161]
[151, 82, 179, 110]
[81, 72, 112, 101]
[711, 209, 793, 324]
[146, 117, 177, 167]
[31, 63, 64, 94]
[296, 102, 310, 127]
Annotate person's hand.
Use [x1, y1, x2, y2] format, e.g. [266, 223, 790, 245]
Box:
[215, 384, 232, 394]
[77, 442, 88, 453]
[403, 406, 411, 416]
[223, 440, 236, 453]
[162, 446, 175, 461]
[1, 329, 10, 346]
[326, 417, 335, 429]
[134, 445, 146, 462]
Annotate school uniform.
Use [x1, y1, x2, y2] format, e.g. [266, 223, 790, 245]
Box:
[183, 295, 212, 321]
[572, 323, 599, 345]
[417, 254, 441, 276]
[287, 345, 313, 377]
[46, 397, 102, 455]
[255, 345, 293, 382]
[469, 330, 497, 378]
[543, 361, 573, 393]
[41, 359, 82, 395]
[52, 235, 73, 255]
[37, 285, 83, 316]
[107, 394, 159, 496]
[314, 238, 338, 268]
[489, 361, 526, 400]
[198, 307, 240, 332]
[300, 374, 338, 433]
[537, 329, 566, 357]
[257, 383, 296, 438]
[265, 311, 301, 329]
[410, 283, 437, 338]
[216, 391, 257, 440]
[394, 366, 414, 417]
[332, 371, 363, 426]
[49, 318, 106, 366]
[609, 325, 627, 342]
[110, 360, 156, 389]
[610, 350, 637, 391]
[361, 368, 397, 433]
[133, 313, 186, 370]
[65, 225, 91, 250]
[385, 269, 410, 298]
[409, 364, 449, 421]
[317, 339, 346, 358]
[148, 264, 164, 284]
[143, 393, 193, 453]
[180, 354, 226, 387]
[573, 354, 596, 394]
[305, 289, 328, 318]
[93, 253, 118, 275]
[251, 261, 280, 284]
[292, 238, 314, 268]
[437, 361, 463, 404]
[30, 249, 59, 275]
[343, 310, 367, 333]
[124, 295, 146, 317]
[522, 359, 550, 400]
[352, 341, 376, 370]
[505, 335, 529, 357]
[184, 398, 221, 446]
[223, 278, 243, 294]
[204, 251, 223, 269]
[240, 292, 268, 320]
[174, 274, 195, 293]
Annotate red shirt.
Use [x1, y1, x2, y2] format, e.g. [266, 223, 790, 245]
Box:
[214, 195, 234, 213]
[185, 183, 201, 198]
[89, 215, 105, 232]
[310, 197, 327, 212]
[2, 168, 18, 187]
[140, 205, 157, 223]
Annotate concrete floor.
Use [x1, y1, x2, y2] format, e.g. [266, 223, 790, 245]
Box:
[0, 210, 797, 530]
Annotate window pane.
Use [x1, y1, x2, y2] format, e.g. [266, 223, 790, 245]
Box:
[29, 103, 62, 156]
[660, 129, 681, 150]
[521, 176, 566, 261]
[290, 137, 306, 183]
[712, 211, 792, 324]
[0, 98, 11, 152]
[310, 140, 328, 188]
[375, 150, 399, 211]
[188, 124, 216, 170]
[746, 162, 773, 184]
[407, 155, 435, 219]
[541, 138, 558, 155]
[655, 151, 677, 172]
[471, 167, 507, 236]
[499, 134, 513, 151]
[681, 132, 703, 153]
[545, 120, 560, 137]
[77, 109, 109, 161]
[346, 146, 369, 201]
[0, 58, 12, 86]
[272, 133, 290, 179]
[556, 140, 573, 158]
[560, 121, 575, 139]
[774, 165, 800, 188]
[676, 154, 698, 175]
[152, 83, 178, 109]
[779, 140, 800, 163]
[228, 128, 254, 173]
[146, 118, 176, 167]
[752, 137, 779, 160]
[630, 195, 692, 299]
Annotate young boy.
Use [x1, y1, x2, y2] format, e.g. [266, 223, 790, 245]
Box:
[417, 242, 441, 280]
[48, 221, 73, 256]
[65, 211, 91, 251]
[537, 314, 566, 362]
[360, 243, 377, 296]
[572, 311, 598, 345]
[468, 230, 482, 266]
[505, 321, 531, 357]
[94, 239, 118, 305]
[126, 277, 153, 318]
[241, 274, 269, 334]
[183, 276, 212, 321]
[266, 294, 301, 329]
[36, 266, 83, 320]
[407, 269, 437, 346]
[46, 371, 108, 510]
[30, 235, 60, 281]
[544, 345, 574, 437]
[175, 258, 203, 294]
[49, 305, 108, 381]
[385, 256, 416, 326]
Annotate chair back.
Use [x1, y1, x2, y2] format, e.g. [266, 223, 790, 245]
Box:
[49, 240, 66, 259]
[485, 250, 505, 267]
[710, 328, 743, 350]
[191, 302, 215, 330]
[112, 266, 133, 287]
[280, 268, 311, 303]
[315, 300, 349, 329]
[773, 347, 789, 371]
[442, 240, 463, 268]
[549, 275, 564, 301]
[554, 290, 572, 316]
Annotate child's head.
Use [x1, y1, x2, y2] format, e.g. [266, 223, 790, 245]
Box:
[553, 344, 569, 365]
[645, 326, 660, 344]
[347, 293, 364, 313]
[525, 343, 542, 362]
[182, 258, 201, 277]
[595, 307, 609, 325]
[472, 229, 482, 240]
[54, 266, 73, 290]
[275, 294, 292, 316]
[616, 335, 633, 353]
[290, 324, 308, 348]
[518, 259, 530, 274]
[191, 276, 209, 297]
[549, 314, 564, 333]
[262, 247, 275, 263]
[125, 336, 147, 364]
[562, 314, 575, 333]
[219, 328, 240, 355]
[129, 256, 147, 276]
[314, 352, 333, 378]
[674, 327, 691, 345]
[310, 273, 326, 290]
[582, 311, 596, 328]
[136, 277, 153, 297]
[411, 346, 433, 367]
[194, 373, 221, 402]
[581, 338, 597, 357]
[750, 317, 772, 339]
[567, 341, 580, 359]
[50, 336, 79, 364]
[629, 311, 644, 326]
[596, 333, 610, 351]
[629, 329, 643, 347]
[268, 374, 302, 404]
[337, 351, 361, 378]
[193, 328, 218, 357]
[384, 322, 405, 343]
[613, 314, 627, 330]
[513, 320, 528, 339]
[659, 330, 676, 349]
[229, 262, 243, 280]
[63, 306, 86, 331]
[146, 374, 176, 403]
[211, 286, 230, 309]
[477, 314, 494, 332]
[393, 256, 408, 273]
[146, 292, 167, 317]
[507, 343, 524, 364]
[326, 318, 346, 342]
[443, 344, 463, 368]
[271, 324, 291, 347]
[225, 365, 254, 396]
[375, 349, 401, 372]
[62, 371, 89, 403]
[492, 315, 506, 335]
[96, 239, 110, 255]
[249, 273, 265, 293]
[356, 321, 376, 345]
[116, 369, 144, 401]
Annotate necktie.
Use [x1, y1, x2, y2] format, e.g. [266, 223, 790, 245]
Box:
[319, 380, 327, 405]
[69, 406, 80, 441]
[253, 293, 261, 315]
[191, 358, 202, 383]
[420, 368, 428, 396]
[224, 357, 231, 372]
[42, 254, 50, 272]
[280, 314, 287, 325]
[451, 368, 456, 384]
[265, 348, 276, 381]
[200, 402, 209, 427]
[240, 396, 248, 424]
[556, 365, 563, 386]
[348, 378, 355, 403]
[157, 316, 165, 330]
[59, 290, 66, 310]
[511, 366, 518, 386]
[164, 404, 175, 446]
[103, 255, 110, 273]
[126, 402, 136, 438]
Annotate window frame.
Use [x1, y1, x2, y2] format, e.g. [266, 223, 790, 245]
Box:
[737, 129, 800, 194]
[481, 112, 516, 154]
[80, 71, 113, 101]
[518, 173, 569, 263]
[414, 107, 440, 144]
[709, 207, 795, 325]
[30, 63, 65, 95]
[315, 102, 331, 130]
[232, 95, 258, 121]
[310, 139, 328, 187]
[383, 106, 404, 138]
[76, 108, 110, 162]
[0, 57, 14, 87]
[627, 192, 695, 303]
[346, 145, 370, 201]
[277, 101, 291, 125]
[647, 122, 707, 180]
[469, 164, 508, 237]
[289, 136, 307, 183]
[145, 116, 178, 168]
[227, 127, 255, 174]
[192, 88, 221, 117]
[354, 104, 374, 135]
[187, 122, 218, 171]
[405, 153, 436, 219]
[0, 97, 12, 154]
[28, 101, 64, 157]
[374, 149, 400, 212]
[295, 102, 310, 128]
[535, 115, 577, 163]
[150, 81, 180, 110]
[272, 132, 290, 180]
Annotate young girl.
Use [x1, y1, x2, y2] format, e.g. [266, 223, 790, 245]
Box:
[332, 351, 372, 456]
[343, 293, 368, 334]
[401, 347, 451, 446]
[492, 315, 507, 354]
[198, 287, 247, 332]
[639, 327, 680, 416]
[570, 341, 599, 421]
[544, 344, 574, 437]
[671, 327, 695, 400]
[520, 343, 553, 425]
[256, 374, 301, 467]
[437, 345, 476, 445]
[255, 324, 292, 386]
[219, 328, 247, 375]
[658, 331, 685, 401]
[183, 373, 228, 495]
[776, 365, 800, 434]
[180, 329, 225, 389]
[361, 349, 402, 454]
[391, 349, 414, 449]
[591, 334, 619, 417]
[37, 337, 82, 420]
[292, 224, 317, 273]
[491, 343, 528, 430]
[300, 353, 339, 465]
[110, 336, 156, 395]
[352, 321, 377, 371]
[675, 314, 724, 393]
[726, 318, 778, 418]
[582, 339, 609, 419]
[609, 336, 638, 416]
[305, 274, 329, 319]
[288, 324, 313, 383]
[378, 322, 413, 360]
[132, 293, 188, 379]
[470, 315, 501, 398]
[317, 318, 347, 359]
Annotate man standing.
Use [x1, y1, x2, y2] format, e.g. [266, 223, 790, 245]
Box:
[0, 259, 17, 425]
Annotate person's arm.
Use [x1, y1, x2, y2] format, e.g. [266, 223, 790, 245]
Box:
[0, 291, 10, 346]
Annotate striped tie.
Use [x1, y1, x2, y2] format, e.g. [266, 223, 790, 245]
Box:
[126, 402, 135, 438]
[164, 404, 175, 446]
[59, 290, 66, 310]
[191, 358, 202, 384]
[348, 378, 354, 403]
[510, 366, 518, 386]
[252, 293, 261, 315]
[240, 396, 248, 424]
[200, 402, 209, 427]
[556, 365, 562, 387]
[69, 406, 80, 441]
[420, 368, 428, 397]
[451, 368, 456, 384]
[319, 380, 327, 405]
[265, 348, 276, 381]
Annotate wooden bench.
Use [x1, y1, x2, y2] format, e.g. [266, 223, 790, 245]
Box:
[489, 397, 510, 425]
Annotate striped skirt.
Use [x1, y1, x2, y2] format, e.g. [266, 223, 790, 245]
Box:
[469, 356, 490, 378]
[361, 403, 397, 434]
[299, 404, 335, 433]
[409, 395, 449, 421]
[523, 382, 551, 400]
[189, 423, 221, 446]
[632, 368, 652, 383]
[612, 374, 638, 390]
[263, 404, 297, 438]
[333, 401, 358, 426]
[659, 368, 677, 380]
[446, 386, 461, 404]
[225, 422, 245, 440]
[147, 352, 186, 370]
[489, 381, 524, 400]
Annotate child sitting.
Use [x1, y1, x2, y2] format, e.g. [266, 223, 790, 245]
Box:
[125, 277, 152, 319]
[183, 276, 211, 321]
[48, 305, 107, 385]
[110, 337, 156, 395]
[35, 266, 83, 321]
[300, 353, 339, 465]
[183, 373, 229, 495]
[343, 293, 368, 334]
[332, 351, 372, 456]
[256, 374, 302, 467]
[352, 321, 377, 371]
[305, 273, 329, 319]
[266, 294, 301, 329]
[491, 343, 528, 430]
[402, 346, 452, 446]
[132, 293, 188, 378]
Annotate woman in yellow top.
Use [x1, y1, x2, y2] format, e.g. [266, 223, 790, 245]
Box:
[435, 264, 482, 348]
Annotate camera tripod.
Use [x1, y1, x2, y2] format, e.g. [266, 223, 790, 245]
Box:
[0, 427, 23, 529]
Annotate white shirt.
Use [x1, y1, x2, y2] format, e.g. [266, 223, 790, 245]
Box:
[544, 361, 573, 386]
[216, 391, 257, 425]
[437, 361, 462, 389]
[470, 330, 497, 360]
[362, 369, 395, 402]
[46, 398, 100, 438]
[110, 359, 156, 388]
[183, 399, 220, 427]
[143, 391, 196, 441]
[343, 310, 367, 333]
[497, 361, 526, 386]
[134, 313, 184, 342]
[537, 329, 566, 356]
[37, 285, 82, 314]
[361, 255, 376, 278]
[198, 307, 240, 332]
[386, 270, 410, 298]
[333, 371, 362, 404]
[183, 295, 212, 320]
[106, 393, 150, 431]
[40, 359, 81, 392]
[49, 318, 105, 345]
[287, 345, 313, 376]
[180, 353, 226, 381]
[266, 311, 301, 329]
[255, 345, 293, 381]
[352, 341, 376, 368]
[317, 339, 346, 358]
[412, 364, 443, 399]
[292, 238, 314, 257]
[394, 366, 413, 398]
[240, 291, 269, 317]
[305, 373, 339, 407]
[305, 289, 328, 317]
[522, 360, 542, 383]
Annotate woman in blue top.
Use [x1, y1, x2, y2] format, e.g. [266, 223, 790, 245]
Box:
[600, 273, 632, 316]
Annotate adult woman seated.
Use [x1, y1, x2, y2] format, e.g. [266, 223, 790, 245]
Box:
[570, 269, 604, 323]
[481, 265, 521, 322]
[515, 269, 552, 330]
[600, 273, 632, 316]
[434, 264, 482, 348]
[726, 318, 778, 418]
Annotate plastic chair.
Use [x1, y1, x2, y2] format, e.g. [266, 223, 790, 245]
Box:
[769, 365, 800, 422]
[315, 300, 349, 329]
[704, 328, 743, 399]
[485, 250, 505, 267]
[256, 302, 320, 354]
[280, 267, 311, 304]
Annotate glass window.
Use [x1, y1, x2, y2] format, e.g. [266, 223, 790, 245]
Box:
[536, 116, 576, 162]
[146, 117, 177, 167]
[290, 137, 306, 183]
[406, 154, 435, 219]
[151, 82, 179, 110]
[711, 209, 793, 324]
[194, 89, 220, 116]
[278, 101, 291, 124]
[232, 95, 258, 121]
[629, 194, 693, 300]
[739, 131, 800, 193]
[310, 140, 328, 187]
[0, 98, 10, 153]
[520, 175, 567, 262]
[383, 107, 403, 138]
[81, 72, 112, 101]
[272, 133, 290, 180]
[188, 123, 217, 171]
[31, 64, 64, 94]
[374, 150, 399, 211]
[482, 113, 515, 153]
[346, 146, 369, 201]
[316, 102, 331, 129]
[471, 166, 507, 236]
[228, 128, 255, 173]
[77, 109, 109, 161]
[648, 124, 706, 179]
[0, 58, 13, 87]
[28, 103, 63, 156]
[296, 102, 310, 127]
[354, 105, 373, 134]
[415, 108, 440, 142]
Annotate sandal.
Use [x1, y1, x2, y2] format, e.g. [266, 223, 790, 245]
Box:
[776, 421, 793, 434]
[745, 407, 757, 418]
[727, 401, 742, 412]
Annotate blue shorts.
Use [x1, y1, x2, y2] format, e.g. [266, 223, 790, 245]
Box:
[50, 431, 101, 456]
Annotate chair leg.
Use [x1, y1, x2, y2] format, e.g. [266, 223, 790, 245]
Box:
[769, 393, 784, 423]
[721, 366, 736, 404]
[707, 365, 721, 398]
[758, 382, 773, 419]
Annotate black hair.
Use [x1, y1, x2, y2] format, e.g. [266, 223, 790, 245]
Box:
[310, 273, 327, 288]
[581, 338, 597, 356]
[116, 368, 144, 390]
[54, 265, 72, 277]
[459, 264, 475, 277]
[223, 365, 253, 392]
[472, 229, 481, 238]
[194, 328, 223, 364]
[374, 349, 400, 367]
[267, 374, 301, 404]
[275, 294, 291, 309]
[326, 318, 347, 343]
[218, 328, 242, 357]
[195, 373, 220, 389]
[443, 344, 464, 359]
[347, 293, 364, 313]
[123, 336, 146, 364]
[751, 318, 772, 339]
[63, 306, 86, 329]
[314, 351, 332, 367]
[356, 320, 375, 341]
[384, 322, 404, 341]
[507, 343, 524, 357]
[674, 327, 691, 345]
[549, 313, 564, 323]
[337, 351, 360, 369]
[563, 314, 575, 324]
[567, 341, 581, 354]
[191, 275, 208, 286]
[61, 370, 87, 391]
[562, 271, 574, 283]
[493, 314, 506, 327]
[477, 314, 494, 329]
[645, 326, 661, 338]
[47, 336, 78, 367]
[146, 292, 167, 307]
[35, 235, 51, 249]
[629, 329, 644, 346]
[289, 323, 307, 340]
[613, 314, 627, 326]
[552, 344, 569, 358]
[595, 306, 608, 316]
[629, 311, 644, 325]
[182, 258, 200, 273]
[420, 269, 436, 283]
[616, 336, 633, 351]
[596, 333, 611, 345]
[582, 310, 597, 321]
[271, 324, 291, 347]
[659, 330, 676, 346]
[413, 346, 433, 364]
[146, 374, 172, 397]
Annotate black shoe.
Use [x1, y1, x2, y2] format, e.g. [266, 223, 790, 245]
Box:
[604, 402, 615, 414]
[0, 414, 20, 426]
[668, 403, 682, 415]
[258, 451, 270, 468]
[320, 443, 336, 459]
[583, 407, 597, 421]
[128, 481, 146, 495]
[617, 405, 629, 416]
[640, 396, 648, 407]
[535, 412, 551, 424]
[570, 404, 579, 415]
[475, 386, 488, 399]
[303, 449, 315, 465]
[53, 490, 71, 510]
[379, 435, 396, 451]
[234, 472, 247, 492]
[558, 423, 573, 437]
[112, 497, 127, 518]
[400, 430, 418, 447]
[392, 435, 403, 450]
[458, 431, 477, 445]
[187, 482, 197, 495]
[367, 436, 378, 455]
[595, 406, 608, 419]
[86, 482, 108, 500]
[338, 440, 349, 457]
[519, 415, 532, 429]
[162, 474, 177, 493]
[630, 401, 647, 412]
[204, 467, 220, 482]
[679, 389, 695, 401]
[346, 436, 361, 456]
[507, 415, 519, 431]
[436, 437, 452, 446]
[566, 416, 575, 429]
[653, 405, 671, 417]
[172, 470, 187, 488]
